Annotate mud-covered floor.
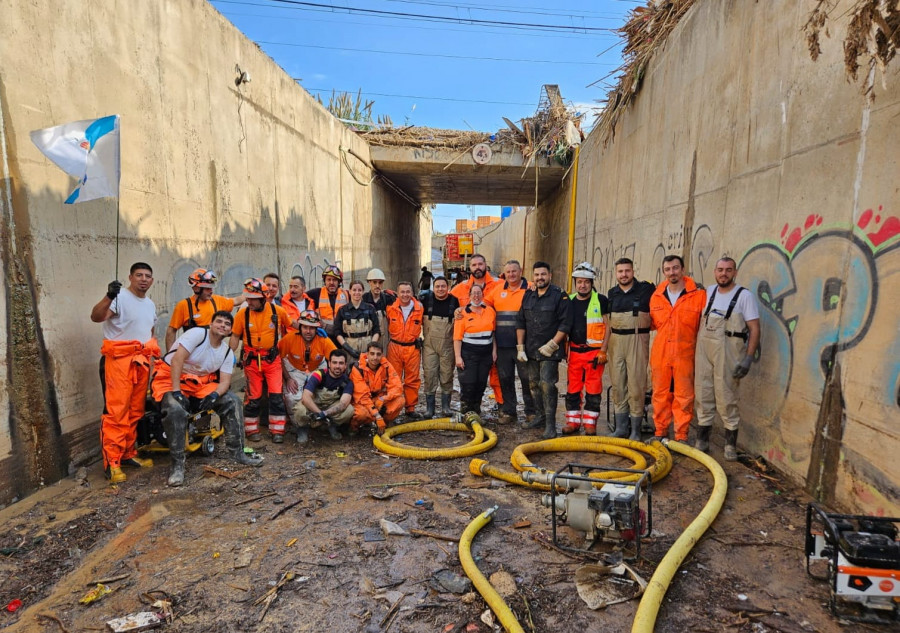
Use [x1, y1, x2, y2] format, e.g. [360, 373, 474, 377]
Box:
[0, 387, 861, 633]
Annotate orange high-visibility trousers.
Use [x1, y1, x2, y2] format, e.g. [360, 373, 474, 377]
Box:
[351, 394, 405, 428]
[488, 364, 503, 406]
[387, 342, 421, 412]
[99, 339, 159, 469]
[650, 362, 696, 441]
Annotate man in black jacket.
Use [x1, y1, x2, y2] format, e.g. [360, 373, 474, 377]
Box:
[516, 261, 571, 439]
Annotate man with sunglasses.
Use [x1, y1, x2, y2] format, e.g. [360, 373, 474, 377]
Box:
[165, 268, 244, 352]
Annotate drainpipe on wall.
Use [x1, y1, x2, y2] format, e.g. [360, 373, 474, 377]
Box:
[566, 145, 580, 293]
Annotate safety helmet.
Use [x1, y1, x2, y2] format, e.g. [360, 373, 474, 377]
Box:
[242, 278, 266, 299]
[188, 268, 218, 288]
[366, 268, 386, 282]
[322, 264, 343, 282]
[297, 310, 321, 327]
[571, 262, 597, 280]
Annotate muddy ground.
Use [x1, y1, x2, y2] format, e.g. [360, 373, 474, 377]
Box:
[0, 385, 871, 633]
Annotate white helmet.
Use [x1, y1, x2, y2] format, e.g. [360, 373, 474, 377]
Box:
[571, 262, 597, 280]
[366, 268, 386, 281]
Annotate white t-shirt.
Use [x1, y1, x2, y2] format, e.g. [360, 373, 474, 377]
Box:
[666, 286, 683, 306]
[705, 285, 760, 322]
[400, 302, 414, 320]
[102, 288, 157, 343]
[169, 327, 235, 376]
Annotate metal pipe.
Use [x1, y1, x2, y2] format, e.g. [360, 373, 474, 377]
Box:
[566, 145, 581, 293]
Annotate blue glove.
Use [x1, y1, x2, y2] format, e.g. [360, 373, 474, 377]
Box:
[316, 327, 328, 338]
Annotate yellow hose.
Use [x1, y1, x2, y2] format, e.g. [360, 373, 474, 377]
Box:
[373, 417, 497, 459]
[470, 436, 672, 489]
[458, 506, 526, 633]
[632, 440, 728, 633]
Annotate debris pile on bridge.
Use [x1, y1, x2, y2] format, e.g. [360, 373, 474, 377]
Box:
[358, 84, 585, 167]
[594, 0, 697, 144]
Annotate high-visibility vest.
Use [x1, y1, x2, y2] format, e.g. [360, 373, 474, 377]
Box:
[316, 288, 350, 327]
[570, 290, 606, 348]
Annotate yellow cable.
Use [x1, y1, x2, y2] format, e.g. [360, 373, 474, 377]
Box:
[632, 440, 728, 633]
[458, 506, 526, 633]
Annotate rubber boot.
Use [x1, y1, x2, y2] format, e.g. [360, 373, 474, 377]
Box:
[231, 447, 264, 466]
[629, 416, 643, 441]
[296, 427, 309, 444]
[695, 425, 712, 453]
[425, 394, 436, 419]
[542, 417, 557, 439]
[328, 423, 342, 440]
[724, 428, 738, 461]
[611, 412, 630, 438]
[441, 393, 452, 416]
[523, 414, 543, 430]
[167, 432, 186, 488]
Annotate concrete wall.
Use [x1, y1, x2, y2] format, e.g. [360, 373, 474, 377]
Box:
[481, 0, 900, 515]
[0, 0, 427, 502]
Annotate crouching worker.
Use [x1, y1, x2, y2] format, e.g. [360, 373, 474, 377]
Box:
[294, 349, 354, 443]
[152, 311, 263, 487]
[349, 342, 405, 435]
[280, 310, 337, 429]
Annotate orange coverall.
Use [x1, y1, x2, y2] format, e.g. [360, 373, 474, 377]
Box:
[649, 277, 706, 441]
[451, 274, 503, 405]
[100, 338, 161, 469]
[385, 299, 424, 413]
[349, 353, 405, 430]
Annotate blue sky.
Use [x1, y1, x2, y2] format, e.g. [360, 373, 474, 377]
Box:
[210, 0, 637, 232]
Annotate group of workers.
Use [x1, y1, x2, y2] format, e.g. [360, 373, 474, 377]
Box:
[91, 251, 759, 487]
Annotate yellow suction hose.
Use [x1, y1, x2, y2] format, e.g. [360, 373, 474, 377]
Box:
[459, 505, 526, 633]
[372, 415, 497, 459]
[469, 436, 673, 489]
[631, 440, 728, 633]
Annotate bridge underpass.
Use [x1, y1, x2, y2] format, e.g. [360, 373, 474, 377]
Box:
[369, 143, 570, 206]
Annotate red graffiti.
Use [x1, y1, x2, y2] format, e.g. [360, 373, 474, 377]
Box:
[857, 206, 900, 247]
[781, 214, 823, 252]
[766, 445, 785, 464]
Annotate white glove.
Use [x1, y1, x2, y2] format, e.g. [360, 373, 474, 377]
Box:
[516, 344, 528, 363]
[538, 339, 559, 357]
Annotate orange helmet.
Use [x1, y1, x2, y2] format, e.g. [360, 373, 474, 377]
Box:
[298, 310, 321, 327]
[322, 264, 343, 282]
[189, 268, 218, 288]
[242, 278, 266, 299]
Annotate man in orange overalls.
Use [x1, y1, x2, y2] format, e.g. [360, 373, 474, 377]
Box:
[90, 262, 160, 484]
[349, 341, 405, 434]
[386, 281, 425, 419]
[230, 278, 294, 443]
[165, 268, 244, 351]
[649, 255, 706, 442]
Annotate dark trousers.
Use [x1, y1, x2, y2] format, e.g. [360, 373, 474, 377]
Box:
[496, 347, 535, 416]
[526, 359, 560, 425]
[459, 345, 493, 414]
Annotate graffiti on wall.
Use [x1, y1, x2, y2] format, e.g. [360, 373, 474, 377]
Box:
[289, 253, 341, 284]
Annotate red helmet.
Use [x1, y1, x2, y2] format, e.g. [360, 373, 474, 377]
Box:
[189, 268, 218, 288]
[322, 264, 343, 282]
[242, 278, 266, 299]
[298, 310, 321, 327]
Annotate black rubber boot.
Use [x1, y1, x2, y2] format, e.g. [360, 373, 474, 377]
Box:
[724, 428, 738, 461]
[542, 417, 557, 439]
[695, 425, 712, 452]
[629, 416, 643, 441]
[231, 447, 264, 466]
[441, 393, 452, 416]
[163, 405, 186, 487]
[425, 394, 436, 419]
[296, 428, 309, 444]
[612, 412, 630, 438]
[523, 414, 543, 429]
[328, 423, 342, 440]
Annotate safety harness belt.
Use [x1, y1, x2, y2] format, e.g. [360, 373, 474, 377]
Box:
[704, 287, 748, 340]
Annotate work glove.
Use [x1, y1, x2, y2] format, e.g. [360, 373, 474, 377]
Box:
[538, 339, 559, 358]
[170, 391, 189, 410]
[374, 416, 386, 435]
[313, 411, 330, 424]
[316, 327, 328, 339]
[342, 342, 359, 359]
[106, 280, 122, 300]
[592, 350, 608, 368]
[516, 344, 528, 363]
[197, 391, 219, 412]
[733, 355, 753, 379]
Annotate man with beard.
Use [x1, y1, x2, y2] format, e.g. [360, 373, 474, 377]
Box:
[281, 276, 315, 333]
[279, 310, 337, 436]
[563, 262, 609, 436]
[451, 253, 497, 306]
[91, 262, 160, 484]
[349, 342, 405, 434]
[694, 257, 760, 460]
[421, 276, 459, 418]
[307, 265, 349, 342]
[230, 278, 295, 443]
[516, 261, 571, 439]
[648, 255, 706, 443]
[606, 258, 656, 440]
[165, 268, 244, 351]
[295, 349, 355, 442]
[485, 260, 535, 425]
[363, 268, 396, 339]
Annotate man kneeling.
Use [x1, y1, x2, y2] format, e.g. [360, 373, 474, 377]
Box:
[152, 311, 263, 486]
[349, 342, 405, 435]
[294, 349, 354, 443]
